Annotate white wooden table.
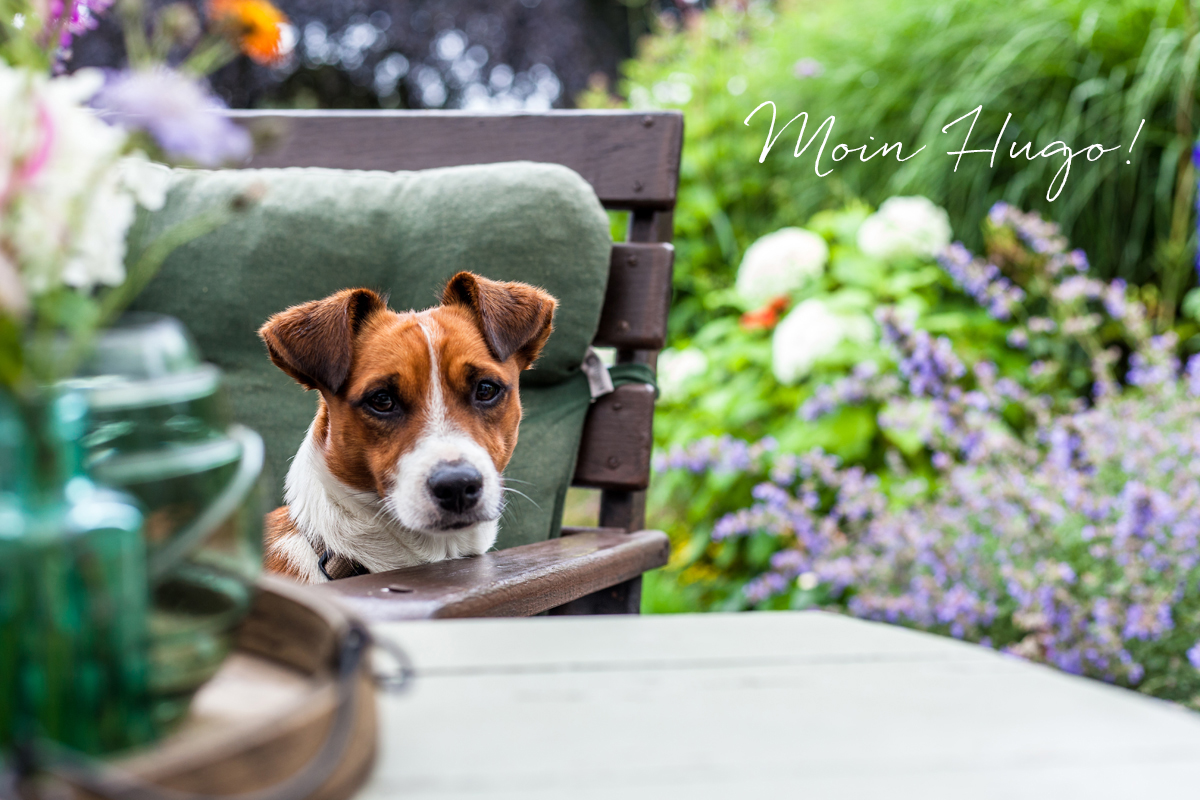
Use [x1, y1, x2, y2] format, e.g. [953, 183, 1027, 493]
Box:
[360, 611, 1200, 799]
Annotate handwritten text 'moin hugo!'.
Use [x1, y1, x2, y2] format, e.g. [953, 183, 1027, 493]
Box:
[745, 102, 1145, 202]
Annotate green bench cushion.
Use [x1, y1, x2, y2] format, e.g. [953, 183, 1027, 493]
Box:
[126, 162, 611, 548]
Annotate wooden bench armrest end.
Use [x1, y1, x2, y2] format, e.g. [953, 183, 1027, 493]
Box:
[313, 529, 670, 622]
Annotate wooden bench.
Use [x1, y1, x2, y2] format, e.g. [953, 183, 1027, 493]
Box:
[228, 110, 683, 619]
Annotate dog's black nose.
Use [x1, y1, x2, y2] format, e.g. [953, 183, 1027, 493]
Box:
[427, 462, 483, 514]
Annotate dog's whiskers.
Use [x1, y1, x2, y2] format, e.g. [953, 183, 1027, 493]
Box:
[502, 486, 541, 510]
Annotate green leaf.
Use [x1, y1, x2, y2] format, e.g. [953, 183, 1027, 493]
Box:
[831, 252, 888, 291]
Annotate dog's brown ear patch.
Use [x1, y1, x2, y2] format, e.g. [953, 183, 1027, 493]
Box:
[442, 272, 557, 369]
[259, 288, 386, 394]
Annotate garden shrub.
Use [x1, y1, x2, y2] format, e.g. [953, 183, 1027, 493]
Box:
[653, 201, 1200, 705]
[648, 198, 1148, 610]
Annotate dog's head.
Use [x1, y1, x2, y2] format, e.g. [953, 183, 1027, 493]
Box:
[259, 272, 557, 533]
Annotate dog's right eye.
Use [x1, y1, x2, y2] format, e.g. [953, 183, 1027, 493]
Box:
[366, 391, 397, 414]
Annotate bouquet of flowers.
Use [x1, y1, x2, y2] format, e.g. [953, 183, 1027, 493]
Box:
[0, 0, 290, 389]
[0, 0, 287, 757]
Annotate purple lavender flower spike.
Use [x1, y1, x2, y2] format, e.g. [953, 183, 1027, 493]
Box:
[936, 242, 1024, 320]
[1188, 642, 1200, 669]
[877, 309, 965, 398]
[1186, 355, 1200, 397]
[92, 68, 253, 167]
[989, 203, 1068, 254]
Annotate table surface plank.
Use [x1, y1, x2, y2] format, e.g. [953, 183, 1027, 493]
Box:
[360, 611, 1200, 799]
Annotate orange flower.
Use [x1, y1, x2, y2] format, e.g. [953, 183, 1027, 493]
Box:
[207, 0, 289, 65]
[740, 295, 791, 331]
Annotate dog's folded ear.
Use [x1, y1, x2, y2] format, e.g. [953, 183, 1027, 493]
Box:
[259, 288, 386, 394]
[442, 272, 558, 369]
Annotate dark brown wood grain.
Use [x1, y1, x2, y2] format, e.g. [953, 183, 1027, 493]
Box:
[314, 528, 669, 622]
[571, 383, 656, 491]
[598, 490, 647, 533]
[593, 243, 675, 350]
[548, 576, 643, 615]
[228, 110, 683, 210]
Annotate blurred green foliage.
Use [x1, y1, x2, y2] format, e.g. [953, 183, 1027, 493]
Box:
[581, 0, 1200, 335]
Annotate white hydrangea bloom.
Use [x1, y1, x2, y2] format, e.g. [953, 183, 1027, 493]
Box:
[0, 64, 154, 314]
[772, 298, 874, 384]
[736, 227, 828, 306]
[857, 196, 952, 261]
[657, 347, 709, 402]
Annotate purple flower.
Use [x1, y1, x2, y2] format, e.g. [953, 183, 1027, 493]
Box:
[1186, 355, 1200, 397]
[936, 242, 1025, 320]
[1188, 641, 1200, 669]
[91, 68, 252, 167]
[988, 202, 1068, 254]
[1102, 279, 1128, 319]
[1127, 334, 1180, 390]
[50, 0, 114, 50]
[799, 362, 897, 421]
[877, 309, 965, 398]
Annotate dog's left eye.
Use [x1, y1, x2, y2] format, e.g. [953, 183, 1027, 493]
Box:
[366, 391, 397, 413]
[474, 380, 502, 404]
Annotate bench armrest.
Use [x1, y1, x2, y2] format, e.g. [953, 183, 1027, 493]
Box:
[313, 528, 669, 621]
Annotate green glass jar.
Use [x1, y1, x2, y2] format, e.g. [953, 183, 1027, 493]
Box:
[64, 314, 264, 729]
[0, 390, 154, 756]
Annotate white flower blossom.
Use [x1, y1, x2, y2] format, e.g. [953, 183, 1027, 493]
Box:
[857, 196, 952, 262]
[0, 63, 157, 314]
[736, 227, 828, 306]
[657, 347, 709, 402]
[117, 154, 170, 211]
[772, 298, 874, 384]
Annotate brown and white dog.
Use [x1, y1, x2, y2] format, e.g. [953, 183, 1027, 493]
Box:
[259, 272, 557, 584]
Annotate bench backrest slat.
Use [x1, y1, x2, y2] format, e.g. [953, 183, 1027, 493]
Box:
[229, 110, 682, 210]
[595, 242, 674, 351]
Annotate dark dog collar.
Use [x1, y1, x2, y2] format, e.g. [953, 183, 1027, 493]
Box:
[311, 538, 370, 581]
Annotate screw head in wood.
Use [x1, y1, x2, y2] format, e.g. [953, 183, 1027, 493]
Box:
[642, 115, 654, 128]
[607, 456, 621, 468]
[626, 253, 639, 267]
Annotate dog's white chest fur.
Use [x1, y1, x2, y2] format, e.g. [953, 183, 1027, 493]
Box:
[277, 428, 499, 583]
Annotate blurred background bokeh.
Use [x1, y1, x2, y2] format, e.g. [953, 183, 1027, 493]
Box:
[69, 0, 684, 109]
